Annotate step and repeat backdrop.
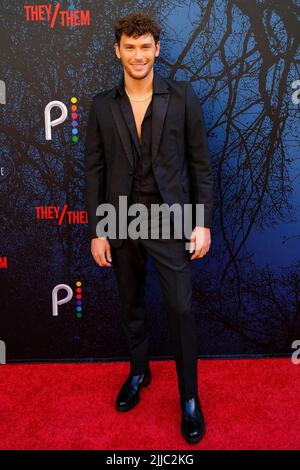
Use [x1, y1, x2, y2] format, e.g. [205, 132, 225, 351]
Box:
[0, 0, 299, 363]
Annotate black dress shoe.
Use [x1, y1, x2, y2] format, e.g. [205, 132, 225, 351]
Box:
[180, 396, 206, 444]
[116, 368, 151, 412]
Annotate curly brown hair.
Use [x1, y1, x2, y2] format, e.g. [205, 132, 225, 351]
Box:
[114, 12, 161, 45]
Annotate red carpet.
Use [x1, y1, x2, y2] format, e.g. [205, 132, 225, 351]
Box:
[0, 358, 299, 450]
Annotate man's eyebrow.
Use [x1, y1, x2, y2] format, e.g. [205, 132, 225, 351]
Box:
[123, 42, 153, 46]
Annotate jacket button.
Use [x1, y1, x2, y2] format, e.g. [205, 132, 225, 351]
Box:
[129, 170, 133, 176]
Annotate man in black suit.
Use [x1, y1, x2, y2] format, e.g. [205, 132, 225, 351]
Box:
[84, 12, 214, 444]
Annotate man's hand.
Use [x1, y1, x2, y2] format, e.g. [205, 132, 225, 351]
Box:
[189, 226, 211, 260]
[91, 237, 112, 267]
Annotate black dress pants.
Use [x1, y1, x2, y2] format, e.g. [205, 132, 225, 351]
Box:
[110, 193, 198, 400]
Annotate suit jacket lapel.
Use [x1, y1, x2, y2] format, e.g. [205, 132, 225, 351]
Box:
[110, 98, 134, 169]
[151, 91, 170, 166]
[119, 97, 141, 158]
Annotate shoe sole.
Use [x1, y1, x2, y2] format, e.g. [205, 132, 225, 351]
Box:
[116, 373, 152, 412]
[181, 424, 206, 444]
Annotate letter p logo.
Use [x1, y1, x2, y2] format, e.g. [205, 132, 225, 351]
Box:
[52, 284, 73, 316]
[44, 101, 68, 140]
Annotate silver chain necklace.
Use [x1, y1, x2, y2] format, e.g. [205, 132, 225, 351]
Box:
[125, 86, 153, 102]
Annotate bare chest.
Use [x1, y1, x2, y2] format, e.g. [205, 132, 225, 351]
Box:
[130, 99, 152, 143]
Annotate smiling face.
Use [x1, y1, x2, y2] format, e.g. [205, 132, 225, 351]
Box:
[114, 33, 160, 80]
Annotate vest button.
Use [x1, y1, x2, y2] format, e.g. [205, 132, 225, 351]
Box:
[129, 170, 133, 176]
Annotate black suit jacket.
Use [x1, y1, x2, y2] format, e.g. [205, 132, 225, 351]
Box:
[84, 71, 214, 248]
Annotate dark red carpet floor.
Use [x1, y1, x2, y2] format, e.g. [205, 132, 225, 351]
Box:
[0, 358, 299, 450]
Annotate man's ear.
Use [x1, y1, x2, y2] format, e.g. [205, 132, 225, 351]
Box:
[155, 41, 160, 57]
[114, 42, 121, 59]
